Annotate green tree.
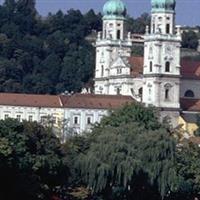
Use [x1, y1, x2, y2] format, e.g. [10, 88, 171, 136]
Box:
[0, 119, 68, 200]
[182, 31, 199, 50]
[76, 104, 178, 200]
[172, 142, 200, 200]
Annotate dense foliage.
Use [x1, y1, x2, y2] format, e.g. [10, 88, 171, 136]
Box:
[182, 31, 199, 50]
[74, 104, 177, 200]
[0, 105, 200, 200]
[0, 119, 68, 200]
[0, 0, 102, 94]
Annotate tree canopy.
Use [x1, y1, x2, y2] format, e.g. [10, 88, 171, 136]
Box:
[0, 119, 68, 200]
[74, 104, 178, 200]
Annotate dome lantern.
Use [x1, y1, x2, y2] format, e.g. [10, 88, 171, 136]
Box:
[151, 0, 176, 13]
[103, 0, 127, 20]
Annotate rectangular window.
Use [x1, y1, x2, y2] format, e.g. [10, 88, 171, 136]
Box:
[117, 88, 121, 95]
[87, 117, 91, 125]
[150, 61, 153, 72]
[165, 61, 170, 72]
[152, 24, 155, 33]
[166, 24, 170, 34]
[16, 115, 21, 122]
[52, 117, 56, 124]
[117, 30, 121, 40]
[4, 114, 9, 119]
[41, 116, 46, 123]
[74, 116, 79, 125]
[101, 65, 104, 77]
[28, 115, 33, 122]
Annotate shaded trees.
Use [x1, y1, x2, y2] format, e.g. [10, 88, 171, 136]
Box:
[0, 119, 68, 200]
[182, 31, 199, 50]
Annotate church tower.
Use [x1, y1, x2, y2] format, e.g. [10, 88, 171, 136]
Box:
[94, 0, 132, 95]
[142, 0, 182, 123]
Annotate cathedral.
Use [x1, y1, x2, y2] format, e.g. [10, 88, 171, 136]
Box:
[0, 0, 199, 135]
[94, 0, 200, 128]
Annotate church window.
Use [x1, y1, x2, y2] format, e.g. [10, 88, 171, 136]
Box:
[150, 61, 153, 72]
[165, 61, 170, 72]
[117, 23, 121, 26]
[165, 89, 169, 100]
[109, 23, 113, 27]
[117, 30, 121, 40]
[184, 90, 195, 98]
[101, 65, 104, 77]
[166, 24, 170, 34]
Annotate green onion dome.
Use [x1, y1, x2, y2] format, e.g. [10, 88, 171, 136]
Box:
[103, 0, 127, 20]
[152, 0, 176, 12]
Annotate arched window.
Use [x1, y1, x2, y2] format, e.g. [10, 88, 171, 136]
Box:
[101, 65, 104, 77]
[164, 83, 172, 101]
[138, 87, 143, 97]
[165, 89, 169, 100]
[184, 90, 195, 98]
[150, 61, 153, 72]
[165, 61, 170, 72]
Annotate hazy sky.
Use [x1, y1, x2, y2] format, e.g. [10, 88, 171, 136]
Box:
[34, 0, 200, 26]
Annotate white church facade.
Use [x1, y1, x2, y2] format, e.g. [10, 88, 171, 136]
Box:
[0, 0, 199, 135]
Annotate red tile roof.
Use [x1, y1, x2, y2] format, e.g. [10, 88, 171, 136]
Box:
[129, 56, 143, 77]
[180, 98, 200, 112]
[181, 59, 200, 79]
[60, 93, 134, 109]
[0, 93, 62, 108]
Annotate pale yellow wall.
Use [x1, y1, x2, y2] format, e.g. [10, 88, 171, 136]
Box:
[178, 116, 198, 136]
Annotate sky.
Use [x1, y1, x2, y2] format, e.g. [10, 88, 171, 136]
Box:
[0, 0, 198, 26]
[34, 0, 200, 26]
